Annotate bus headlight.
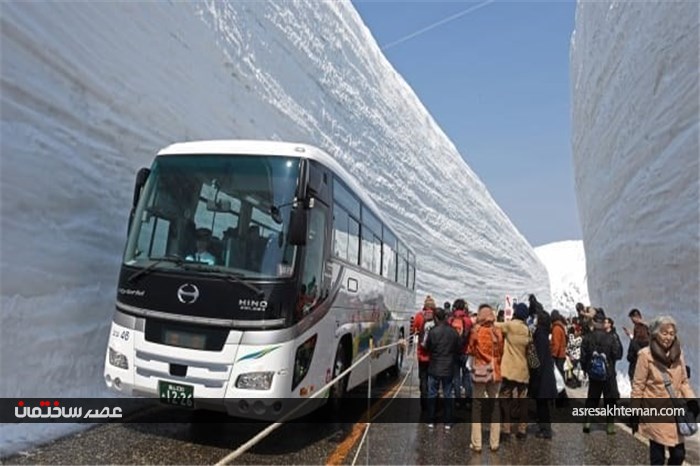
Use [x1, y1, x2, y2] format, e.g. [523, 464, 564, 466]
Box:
[235, 372, 274, 390]
[108, 347, 129, 369]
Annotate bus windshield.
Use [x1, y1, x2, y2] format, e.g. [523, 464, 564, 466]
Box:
[124, 154, 300, 279]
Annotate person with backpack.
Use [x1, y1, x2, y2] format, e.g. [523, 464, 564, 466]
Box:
[467, 304, 504, 452]
[449, 299, 473, 407]
[413, 295, 436, 410]
[580, 309, 623, 434]
[423, 307, 461, 430]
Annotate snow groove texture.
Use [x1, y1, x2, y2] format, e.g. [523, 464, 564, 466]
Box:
[571, 1, 698, 389]
[0, 2, 549, 450]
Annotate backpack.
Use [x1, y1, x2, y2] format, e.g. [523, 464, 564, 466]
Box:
[450, 314, 465, 336]
[470, 325, 500, 383]
[588, 350, 608, 381]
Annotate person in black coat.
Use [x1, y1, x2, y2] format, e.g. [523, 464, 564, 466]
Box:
[580, 309, 623, 434]
[529, 310, 557, 438]
[424, 307, 461, 430]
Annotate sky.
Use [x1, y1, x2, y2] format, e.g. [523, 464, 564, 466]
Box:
[353, 0, 579, 247]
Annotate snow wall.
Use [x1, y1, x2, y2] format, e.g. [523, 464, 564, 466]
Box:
[571, 1, 699, 392]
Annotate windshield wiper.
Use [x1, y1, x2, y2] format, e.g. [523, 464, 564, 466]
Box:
[127, 255, 185, 283]
[185, 266, 264, 297]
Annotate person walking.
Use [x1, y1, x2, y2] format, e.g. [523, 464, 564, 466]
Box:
[580, 309, 622, 434]
[467, 304, 504, 452]
[424, 307, 461, 430]
[625, 308, 650, 382]
[551, 310, 567, 379]
[413, 295, 436, 410]
[529, 310, 558, 439]
[631, 315, 698, 465]
[495, 302, 531, 440]
[449, 298, 473, 407]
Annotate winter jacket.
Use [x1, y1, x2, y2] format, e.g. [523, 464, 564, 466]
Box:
[529, 325, 558, 399]
[467, 323, 504, 382]
[424, 321, 461, 377]
[627, 321, 650, 364]
[413, 309, 431, 363]
[448, 309, 472, 354]
[494, 319, 530, 383]
[550, 321, 567, 359]
[580, 328, 623, 379]
[632, 347, 696, 447]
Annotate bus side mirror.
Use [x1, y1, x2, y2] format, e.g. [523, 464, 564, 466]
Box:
[128, 168, 150, 233]
[288, 206, 308, 246]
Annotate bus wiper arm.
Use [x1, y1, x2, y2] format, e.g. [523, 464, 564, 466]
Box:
[179, 265, 265, 298]
[127, 255, 185, 283]
[221, 272, 265, 298]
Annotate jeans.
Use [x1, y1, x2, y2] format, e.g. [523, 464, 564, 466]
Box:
[427, 374, 454, 425]
[418, 362, 429, 409]
[453, 355, 473, 401]
[650, 440, 685, 465]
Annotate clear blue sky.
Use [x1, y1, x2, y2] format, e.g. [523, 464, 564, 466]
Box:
[353, 0, 579, 247]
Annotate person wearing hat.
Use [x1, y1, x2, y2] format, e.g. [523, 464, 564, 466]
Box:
[494, 302, 531, 439]
[413, 295, 437, 409]
[186, 228, 217, 265]
[580, 308, 623, 434]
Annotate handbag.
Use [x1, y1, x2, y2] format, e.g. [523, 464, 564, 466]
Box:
[656, 363, 698, 437]
[471, 363, 494, 383]
[526, 331, 541, 370]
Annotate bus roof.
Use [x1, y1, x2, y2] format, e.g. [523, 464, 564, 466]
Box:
[158, 140, 414, 257]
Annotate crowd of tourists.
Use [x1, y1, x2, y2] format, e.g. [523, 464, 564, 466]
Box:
[410, 295, 698, 465]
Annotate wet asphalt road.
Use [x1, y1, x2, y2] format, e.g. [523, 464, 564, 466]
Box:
[2, 363, 653, 465]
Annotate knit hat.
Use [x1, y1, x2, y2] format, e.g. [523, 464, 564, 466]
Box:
[513, 303, 529, 321]
[424, 295, 436, 310]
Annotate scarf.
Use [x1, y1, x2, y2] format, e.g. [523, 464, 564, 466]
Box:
[650, 337, 681, 368]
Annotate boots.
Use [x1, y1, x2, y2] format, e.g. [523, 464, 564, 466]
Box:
[606, 423, 616, 435]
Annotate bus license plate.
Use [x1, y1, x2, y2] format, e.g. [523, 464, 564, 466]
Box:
[158, 381, 194, 408]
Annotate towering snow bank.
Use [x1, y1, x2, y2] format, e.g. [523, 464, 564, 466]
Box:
[571, 1, 698, 388]
[535, 241, 589, 315]
[0, 1, 548, 453]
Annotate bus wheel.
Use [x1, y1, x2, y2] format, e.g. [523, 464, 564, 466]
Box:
[388, 330, 404, 378]
[327, 341, 349, 415]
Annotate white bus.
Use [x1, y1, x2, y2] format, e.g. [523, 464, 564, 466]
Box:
[104, 140, 416, 419]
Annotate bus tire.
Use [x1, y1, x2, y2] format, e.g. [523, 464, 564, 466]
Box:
[327, 340, 349, 414]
